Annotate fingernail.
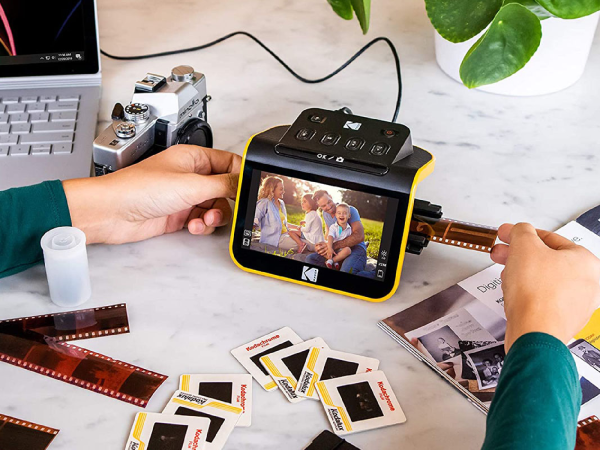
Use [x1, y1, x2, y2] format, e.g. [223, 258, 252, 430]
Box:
[194, 222, 205, 234]
[207, 210, 222, 227]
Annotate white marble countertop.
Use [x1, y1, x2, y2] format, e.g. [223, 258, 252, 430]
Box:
[1, 0, 600, 448]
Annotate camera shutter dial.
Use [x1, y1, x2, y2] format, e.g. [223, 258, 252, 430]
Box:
[124, 103, 150, 123]
[115, 122, 136, 139]
[171, 65, 195, 82]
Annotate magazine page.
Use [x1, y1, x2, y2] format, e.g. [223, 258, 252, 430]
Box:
[379, 204, 600, 414]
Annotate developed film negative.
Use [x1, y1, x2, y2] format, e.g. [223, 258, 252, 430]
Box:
[0, 304, 167, 407]
[305, 430, 361, 450]
[162, 390, 242, 450]
[124, 412, 210, 450]
[411, 217, 498, 253]
[260, 337, 328, 403]
[180, 374, 252, 427]
[296, 348, 379, 400]
[316, 370, 406, 436]
[230, 327, 303, 391]
[0, 414, 59, 450]
[577, 416, 600, 450]
[0, 303, 130, 342]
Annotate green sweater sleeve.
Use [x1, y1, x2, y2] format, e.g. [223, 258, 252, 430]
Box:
[0, 180, 72, 278]
[482, 332, 581, 450]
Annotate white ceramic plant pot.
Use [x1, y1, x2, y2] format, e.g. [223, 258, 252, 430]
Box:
[434, 12, 600, 96]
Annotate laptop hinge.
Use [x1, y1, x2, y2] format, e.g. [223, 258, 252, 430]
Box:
[0, 73, 102, 90]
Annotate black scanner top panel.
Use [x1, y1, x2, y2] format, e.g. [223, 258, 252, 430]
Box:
[247, 108, 433, 195]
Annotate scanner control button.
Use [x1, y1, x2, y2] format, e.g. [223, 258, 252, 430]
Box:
[321, 133, 340, 146]
[296, 128, 316, 141]
[345, 137, 365, 151]
[382, 129, 397, 138]
[309, 114, 326, 124]
[370, 142, 390, 156]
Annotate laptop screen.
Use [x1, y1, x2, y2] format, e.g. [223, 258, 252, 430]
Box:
[0, 0, 99, 78]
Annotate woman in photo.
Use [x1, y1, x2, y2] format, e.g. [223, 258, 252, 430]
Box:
[253, 176, 306, 251]
[288, 193, 324, 252]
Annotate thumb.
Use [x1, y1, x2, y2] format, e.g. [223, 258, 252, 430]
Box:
[189, 172, 239, 205]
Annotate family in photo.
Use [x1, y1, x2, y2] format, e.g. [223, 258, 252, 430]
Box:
[466, 344, 506, 390]
[252, 174, 386, 278]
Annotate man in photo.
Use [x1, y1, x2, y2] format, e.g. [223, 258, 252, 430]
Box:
[493, 352, 504, 373]
[438, 337, 459, 361]
[306, 190, 375, 278]
[578, 345, 600, 370]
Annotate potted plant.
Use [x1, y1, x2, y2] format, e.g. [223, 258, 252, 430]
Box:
[326, 0, 600, 96]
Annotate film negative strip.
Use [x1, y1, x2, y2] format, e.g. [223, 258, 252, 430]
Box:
[411, 217, 498, 253]
[0, 304, 129, 342]
[0, 304, 166, 407]
[0, 414, 59, 450]
[577, 415, 600, 450]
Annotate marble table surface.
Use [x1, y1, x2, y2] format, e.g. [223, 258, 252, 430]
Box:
[1, 0, 600, 449]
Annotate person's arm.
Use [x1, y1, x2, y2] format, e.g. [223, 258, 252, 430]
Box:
[482, 333, 580, 450]
[254, 199, 267, 228]
[300, 211, 316, 233]
[327, 229, 335, 260]
[482, 223, 600, 450]
[333, 220, 364, 250]
[1, 145, 240, 279]
[0, 181, 71, 278]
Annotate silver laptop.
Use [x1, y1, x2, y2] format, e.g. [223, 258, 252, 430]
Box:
[0, 0, 101, 190]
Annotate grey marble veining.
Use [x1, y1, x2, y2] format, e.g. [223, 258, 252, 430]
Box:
[1, 0, 599, 448]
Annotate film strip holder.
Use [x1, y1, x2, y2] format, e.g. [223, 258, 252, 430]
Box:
[407, 199, 498, 255]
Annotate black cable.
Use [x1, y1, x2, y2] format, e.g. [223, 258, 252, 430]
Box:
[100, 31, 402, 122]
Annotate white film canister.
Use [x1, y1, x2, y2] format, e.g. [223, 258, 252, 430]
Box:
[40, 227, 92, 307]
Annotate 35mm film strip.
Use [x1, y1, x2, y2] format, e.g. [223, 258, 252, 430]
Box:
[411, 218, 498, 253]
[0, 414, 59, 450]
[0, 304, 166, 407]
[577, 415, 600, 450]
[0, 303, 130, 342]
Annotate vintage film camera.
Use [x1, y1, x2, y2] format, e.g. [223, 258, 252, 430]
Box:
[93, 65, 212, 175]
[230, 108, 497, 302]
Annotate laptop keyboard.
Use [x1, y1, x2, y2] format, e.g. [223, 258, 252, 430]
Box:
[0, 95, 79, 157]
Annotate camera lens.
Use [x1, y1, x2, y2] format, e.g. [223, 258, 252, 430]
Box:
[176, 118, 213, 148]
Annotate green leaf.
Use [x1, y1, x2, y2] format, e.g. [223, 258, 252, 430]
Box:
[534, 0, 600, 18]
[503, 0, 554, 19]
[460, 3, 542, 88]
[350, 0, 371, 34]
[425, 0, 503, 43]
[327, 0, 354, 20]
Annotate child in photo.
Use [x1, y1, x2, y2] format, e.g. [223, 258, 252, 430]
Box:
[326, 203, 352, 270]
[288, 194, 324, 252]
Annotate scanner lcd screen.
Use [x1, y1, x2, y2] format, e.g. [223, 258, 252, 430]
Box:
[241, 169, 397, 282]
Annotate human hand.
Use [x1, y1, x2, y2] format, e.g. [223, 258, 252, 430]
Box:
[300, 220, 306, 226]
[314, 241, 328, 257]
[63, 145, 241, 245]
[491, 223, 600, 351]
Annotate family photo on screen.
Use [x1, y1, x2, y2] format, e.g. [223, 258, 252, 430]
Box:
[250, 172, 388, 278]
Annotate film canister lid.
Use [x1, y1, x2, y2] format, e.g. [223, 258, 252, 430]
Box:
[40, 227, 92, 307]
